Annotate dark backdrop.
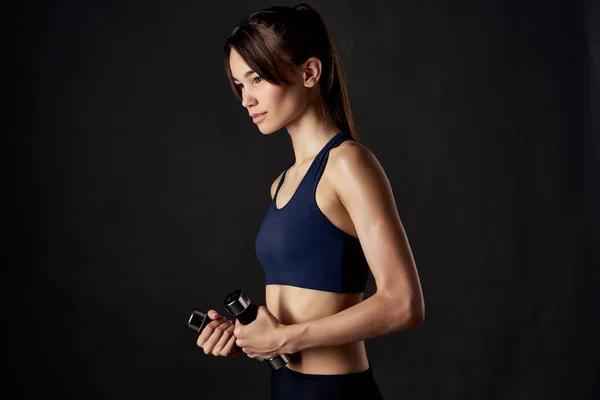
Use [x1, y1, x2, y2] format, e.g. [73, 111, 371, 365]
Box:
[6, 0, 597, 399]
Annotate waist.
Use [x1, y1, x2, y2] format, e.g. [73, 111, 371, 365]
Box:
[285, 340, 370, 375]
[265, 284, 368, 374]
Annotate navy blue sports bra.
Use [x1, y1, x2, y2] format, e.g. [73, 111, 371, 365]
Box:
[254, 131, 369, 293]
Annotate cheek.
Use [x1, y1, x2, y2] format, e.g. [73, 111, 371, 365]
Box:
[264, 85, 303, 117]
[263, 84, 287, 106]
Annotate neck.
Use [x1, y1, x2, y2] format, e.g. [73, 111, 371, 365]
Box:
[285, 100, 341, 165]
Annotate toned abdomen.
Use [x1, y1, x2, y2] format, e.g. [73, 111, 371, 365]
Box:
[265, 284, 370, 375]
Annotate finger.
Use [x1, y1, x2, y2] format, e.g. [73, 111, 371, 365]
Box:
[203, 320, 233, 355]
[207, 309, 222, 320]
[197, 319, 228, 349]
[212, 324, 235, 356]
[222, 332, 239, 356]
[199, 319, 229, 354]
[235, 337, 246, 351]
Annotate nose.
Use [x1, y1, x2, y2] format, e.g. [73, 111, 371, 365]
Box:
[241, 90, 257, 109]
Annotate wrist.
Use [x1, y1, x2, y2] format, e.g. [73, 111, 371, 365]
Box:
[280, 322, 306, 355]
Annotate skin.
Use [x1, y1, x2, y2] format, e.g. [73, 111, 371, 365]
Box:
[196, 47, 424, 374]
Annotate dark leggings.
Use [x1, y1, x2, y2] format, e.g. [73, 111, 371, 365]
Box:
[270, 363, 385, 400]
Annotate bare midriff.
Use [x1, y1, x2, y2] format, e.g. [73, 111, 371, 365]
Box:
[266, 284, 370, 375]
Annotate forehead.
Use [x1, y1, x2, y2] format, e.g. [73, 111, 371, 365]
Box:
[229, 49, 254, 80]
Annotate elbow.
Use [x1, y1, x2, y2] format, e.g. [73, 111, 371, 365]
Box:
[398, 296, 425, 329]
[409, 305, 425, 327]
[411, 295, 425, 327]
[379, 290, 425, 330]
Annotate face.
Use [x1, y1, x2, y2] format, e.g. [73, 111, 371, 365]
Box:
[229, 48, 310, 134]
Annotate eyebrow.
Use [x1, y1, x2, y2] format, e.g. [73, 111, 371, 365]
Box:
[232, 70, 256, 82]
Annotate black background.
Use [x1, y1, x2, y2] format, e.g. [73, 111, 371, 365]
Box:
[6, 0, 597, 398]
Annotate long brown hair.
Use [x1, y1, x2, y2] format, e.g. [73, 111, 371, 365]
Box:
[223, 2, 359, 141]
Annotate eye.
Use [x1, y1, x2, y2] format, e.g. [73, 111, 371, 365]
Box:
[235, 76, 262, 90]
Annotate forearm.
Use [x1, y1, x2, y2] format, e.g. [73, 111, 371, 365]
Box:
[281, 292, 422, 354]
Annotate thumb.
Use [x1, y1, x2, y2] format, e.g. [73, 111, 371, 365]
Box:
[208, 309, 222, 320]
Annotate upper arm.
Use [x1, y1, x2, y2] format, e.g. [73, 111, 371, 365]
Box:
[329, 142, 424, 317]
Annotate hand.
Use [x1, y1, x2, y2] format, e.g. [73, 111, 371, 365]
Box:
[234, 305, 286, 360]
[196, 309, 240, 357]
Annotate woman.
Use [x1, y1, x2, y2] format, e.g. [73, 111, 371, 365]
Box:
[196, 3, 425, 399]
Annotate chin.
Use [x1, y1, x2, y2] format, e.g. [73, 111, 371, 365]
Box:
[257, 123, 282, 135]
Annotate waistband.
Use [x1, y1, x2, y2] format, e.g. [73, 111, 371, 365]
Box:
[277, 362, 374, 382]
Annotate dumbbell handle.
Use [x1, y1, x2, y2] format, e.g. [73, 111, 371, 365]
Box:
[187, 309, 265, 362]
[223, 290, 288, 370]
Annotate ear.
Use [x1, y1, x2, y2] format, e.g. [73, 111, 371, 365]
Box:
[302, 57, 322, 88]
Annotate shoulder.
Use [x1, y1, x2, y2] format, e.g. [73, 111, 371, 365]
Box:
[329, 139, 376, 166]
[328, 140, 383, 181]
[327, 140, 393, 208]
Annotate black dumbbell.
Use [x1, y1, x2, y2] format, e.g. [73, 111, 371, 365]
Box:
[222, 289, 289, 370]
[187, 308, 265, 363]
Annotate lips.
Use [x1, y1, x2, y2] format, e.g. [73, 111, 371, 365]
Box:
[250, 112, 267, 118]
[252, 112, 267, 124]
